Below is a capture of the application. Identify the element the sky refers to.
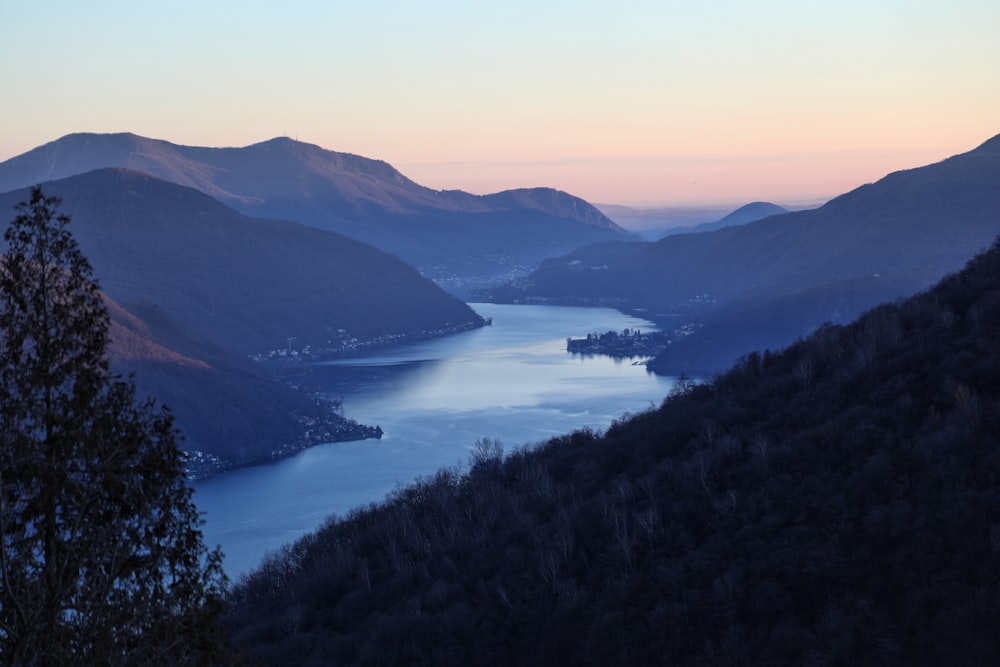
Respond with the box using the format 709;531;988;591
1;0;998;207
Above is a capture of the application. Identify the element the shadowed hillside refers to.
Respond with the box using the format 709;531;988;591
0;169;484;356
228;236;1000;665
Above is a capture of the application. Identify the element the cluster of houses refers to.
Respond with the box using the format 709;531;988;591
249;319;489;364
566;328;671;359
565;321;702;361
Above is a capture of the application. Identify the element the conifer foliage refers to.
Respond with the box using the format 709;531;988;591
0;187;230;665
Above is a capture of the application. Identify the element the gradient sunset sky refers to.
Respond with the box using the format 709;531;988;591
1;1;997;206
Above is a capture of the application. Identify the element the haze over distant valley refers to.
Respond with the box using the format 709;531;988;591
597;202;797;241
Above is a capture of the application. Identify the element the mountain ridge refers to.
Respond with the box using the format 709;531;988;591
0;168;484;354
485;133;1000;373
0;133;628;292
674;201;789;236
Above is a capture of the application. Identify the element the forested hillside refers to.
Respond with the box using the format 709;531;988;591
229;237;1000;665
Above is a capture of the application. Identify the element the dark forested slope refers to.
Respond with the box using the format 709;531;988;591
229;237;1000;665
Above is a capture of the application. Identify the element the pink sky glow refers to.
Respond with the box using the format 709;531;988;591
1;1;997;207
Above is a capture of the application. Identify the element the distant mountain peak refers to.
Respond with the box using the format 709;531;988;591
0;132;618;220
241;135;394;168
655;201;789;237
715;201;788;224
974;133;1000;152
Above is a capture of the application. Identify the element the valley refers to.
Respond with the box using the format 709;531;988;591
194;303;675;577
3;131;998;478
3;132;998;477
0;129;1000;662
4;2;997;663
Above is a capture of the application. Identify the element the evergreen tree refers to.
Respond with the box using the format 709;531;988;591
0;187;231;665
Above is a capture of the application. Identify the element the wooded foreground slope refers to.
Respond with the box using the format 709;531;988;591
228;238;1000;665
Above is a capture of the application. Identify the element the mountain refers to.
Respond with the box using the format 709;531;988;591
0;133;629;293
1;170;484;469
103;294;366;474
660;201;789;236
0;169;483;355
227;235;1000;666
486;134;1000;373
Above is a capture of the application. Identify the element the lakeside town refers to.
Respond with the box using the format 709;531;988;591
566;325;698;360
249;318;491;364
184;395;382;480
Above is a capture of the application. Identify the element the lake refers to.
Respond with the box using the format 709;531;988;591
193;303;677;578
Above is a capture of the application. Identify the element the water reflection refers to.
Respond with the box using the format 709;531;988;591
306;358;444;402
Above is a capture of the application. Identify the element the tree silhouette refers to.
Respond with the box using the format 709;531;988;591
0;187;231;665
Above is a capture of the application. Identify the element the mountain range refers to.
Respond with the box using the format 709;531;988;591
486;134;1000;374
0;169;484;470
0;168;483;354
0;133;629;293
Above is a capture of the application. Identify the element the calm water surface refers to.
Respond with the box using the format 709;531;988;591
194;304;676;577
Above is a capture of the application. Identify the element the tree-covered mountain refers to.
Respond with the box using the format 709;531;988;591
0;133;629;293
486;134;1000;374
227;235;1000;666
0;171;483;470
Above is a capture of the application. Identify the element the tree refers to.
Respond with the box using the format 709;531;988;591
0;187;231;665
